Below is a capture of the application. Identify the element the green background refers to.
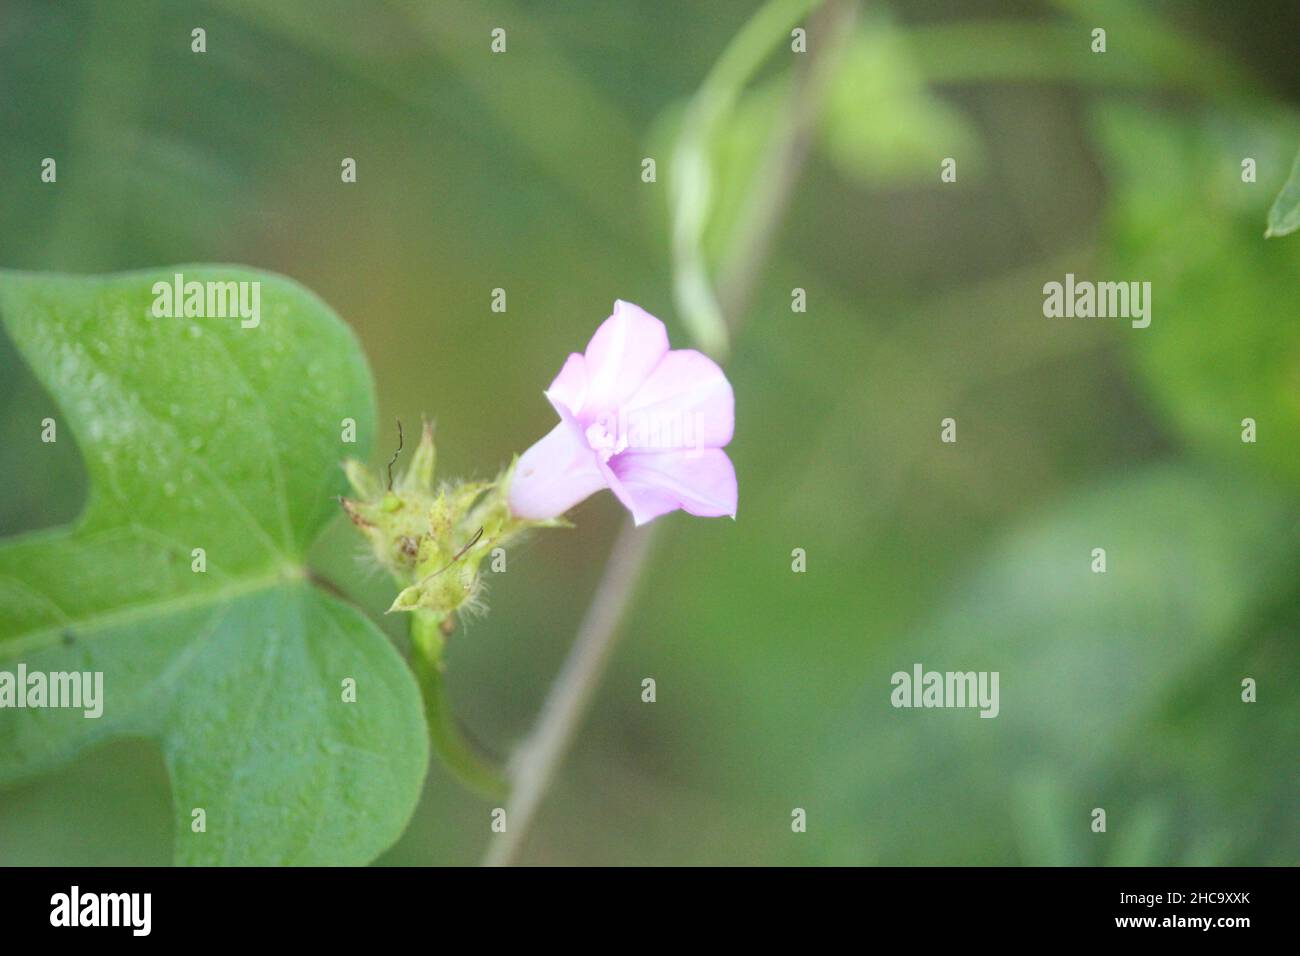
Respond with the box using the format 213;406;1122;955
1;0;1296;865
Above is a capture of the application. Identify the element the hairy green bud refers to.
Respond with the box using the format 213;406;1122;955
340;420;566;624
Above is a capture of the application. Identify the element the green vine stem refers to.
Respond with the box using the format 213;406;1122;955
410;609;508;798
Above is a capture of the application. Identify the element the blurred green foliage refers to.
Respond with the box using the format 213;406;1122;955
0;0;1296;865
1266;147;1300;237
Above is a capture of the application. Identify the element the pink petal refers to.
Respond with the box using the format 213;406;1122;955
582;300;670;414
545;352;588;418
606;448;738;526
620;348;734;451
509;418;608;520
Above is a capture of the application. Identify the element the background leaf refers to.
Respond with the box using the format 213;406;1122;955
1265;146;1300;238
818;11;981;186
1095;105;1300;490
816;465;1300;865
0;267;429;865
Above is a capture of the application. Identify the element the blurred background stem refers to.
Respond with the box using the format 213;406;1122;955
482;518;659;866
483;0;857;867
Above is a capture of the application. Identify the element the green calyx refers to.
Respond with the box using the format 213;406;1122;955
341;421;566;623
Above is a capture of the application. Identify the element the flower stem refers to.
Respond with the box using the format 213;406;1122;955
410;610;508;798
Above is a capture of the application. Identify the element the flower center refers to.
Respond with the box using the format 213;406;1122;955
585;418;627;463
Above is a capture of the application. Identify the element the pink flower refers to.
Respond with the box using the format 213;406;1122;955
509;300;737;526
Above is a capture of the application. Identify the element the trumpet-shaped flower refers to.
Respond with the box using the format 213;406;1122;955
509;300;737;526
